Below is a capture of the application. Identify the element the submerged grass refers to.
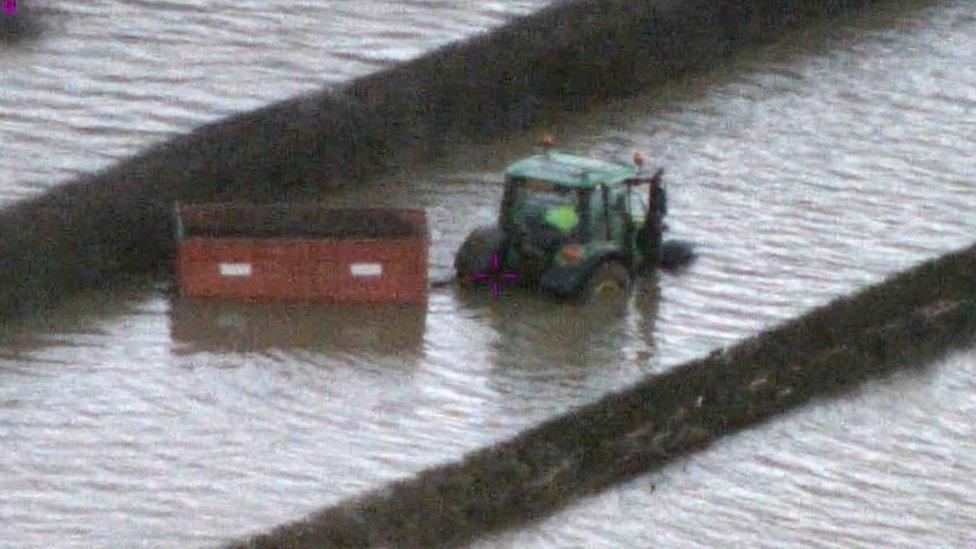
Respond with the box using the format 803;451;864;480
237;243;976;548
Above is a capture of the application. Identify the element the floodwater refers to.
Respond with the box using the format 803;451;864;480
1;0;975;547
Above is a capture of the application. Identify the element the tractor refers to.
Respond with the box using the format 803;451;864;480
455;145;689;301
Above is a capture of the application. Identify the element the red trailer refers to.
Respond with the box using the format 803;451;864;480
175;203;428;304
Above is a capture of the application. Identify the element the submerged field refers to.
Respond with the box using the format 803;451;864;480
1;0;974;546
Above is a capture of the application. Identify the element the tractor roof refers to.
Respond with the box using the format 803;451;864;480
504;151;638;188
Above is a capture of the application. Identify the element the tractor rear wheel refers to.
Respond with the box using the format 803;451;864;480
455;226;505;287
583;261;630;304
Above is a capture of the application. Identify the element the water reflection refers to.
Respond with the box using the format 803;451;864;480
169;298;426;356
0;281;163;365
458;276;660;376
0;2;45;45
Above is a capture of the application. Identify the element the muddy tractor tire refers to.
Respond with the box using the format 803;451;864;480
455;226;505;287
583;260;630;304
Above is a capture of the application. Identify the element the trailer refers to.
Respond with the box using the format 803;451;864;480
175;203;428;304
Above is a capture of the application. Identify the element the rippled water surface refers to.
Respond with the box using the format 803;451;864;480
2;0;975;547
0;0;545;200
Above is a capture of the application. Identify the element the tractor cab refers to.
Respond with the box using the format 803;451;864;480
456;145;673;301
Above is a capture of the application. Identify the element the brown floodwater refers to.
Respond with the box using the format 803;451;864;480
1;0;975;547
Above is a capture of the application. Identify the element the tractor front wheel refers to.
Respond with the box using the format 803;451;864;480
455;226;505;287
583;261;630;304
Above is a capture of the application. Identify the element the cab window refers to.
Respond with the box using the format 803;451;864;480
627;187;648;224
520;179;577;211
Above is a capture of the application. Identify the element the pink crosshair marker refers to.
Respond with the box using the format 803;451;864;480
3;0;15;15
470;250;519;299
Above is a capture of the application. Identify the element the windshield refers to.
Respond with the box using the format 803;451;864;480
501;176;581;237
627;186;648;222
519;179;576;212
504;178;582;255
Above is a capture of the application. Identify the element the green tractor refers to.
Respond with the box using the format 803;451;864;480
456;148;687;301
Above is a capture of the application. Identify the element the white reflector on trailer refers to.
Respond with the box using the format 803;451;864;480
350;263;383;277
219;263;252;277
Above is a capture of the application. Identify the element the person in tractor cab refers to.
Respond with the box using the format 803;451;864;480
544;202;579;233
517;182;580;257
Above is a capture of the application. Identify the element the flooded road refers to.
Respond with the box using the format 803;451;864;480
2;0;975;547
